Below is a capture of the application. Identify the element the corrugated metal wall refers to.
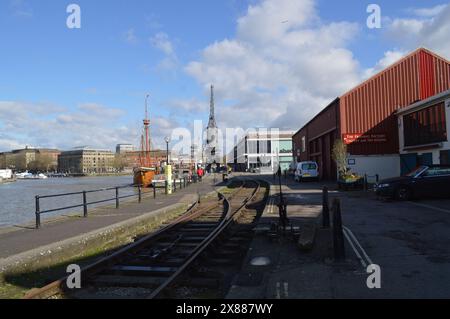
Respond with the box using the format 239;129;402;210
340;49;450;155
292;99;340;180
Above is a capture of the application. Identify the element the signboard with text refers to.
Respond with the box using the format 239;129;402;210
343;133;388;145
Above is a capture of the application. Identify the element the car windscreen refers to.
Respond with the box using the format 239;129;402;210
422;167;450;177
301;164;317;170
405;166;427;177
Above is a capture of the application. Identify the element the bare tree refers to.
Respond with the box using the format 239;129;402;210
113;154;128;172
28;154;54;172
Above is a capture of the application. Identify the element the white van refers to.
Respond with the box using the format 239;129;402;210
295;162;319;181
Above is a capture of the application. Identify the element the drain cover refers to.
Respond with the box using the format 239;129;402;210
250;256;271;266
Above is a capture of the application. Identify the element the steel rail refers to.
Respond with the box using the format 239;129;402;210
24;181;248;299
148;179;261;299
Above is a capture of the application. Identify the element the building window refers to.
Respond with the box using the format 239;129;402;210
301;136;306;153
404;102;447;147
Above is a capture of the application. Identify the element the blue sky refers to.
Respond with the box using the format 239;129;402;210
0;0;449;152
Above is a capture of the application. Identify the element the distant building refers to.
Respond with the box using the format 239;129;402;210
116;144;135;154
229;130;295;173
58;148;115;174
0;147;60;171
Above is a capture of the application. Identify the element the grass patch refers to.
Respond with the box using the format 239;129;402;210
0;206;188;299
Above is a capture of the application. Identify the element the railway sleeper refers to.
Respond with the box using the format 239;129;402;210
182;223;219;228
122;257;187;267
108;265;178;276
178;228;215;233
90;275;167;288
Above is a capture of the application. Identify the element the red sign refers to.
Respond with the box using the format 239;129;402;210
343;133;387;145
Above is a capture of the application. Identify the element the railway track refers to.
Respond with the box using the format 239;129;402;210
24;178;267;299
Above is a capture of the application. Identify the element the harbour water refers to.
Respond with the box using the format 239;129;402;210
0;176;135;227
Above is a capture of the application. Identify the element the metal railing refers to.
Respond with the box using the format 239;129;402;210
34;177;193;229
363;174;380;191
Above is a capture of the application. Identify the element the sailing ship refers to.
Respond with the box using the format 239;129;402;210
133;94;159;187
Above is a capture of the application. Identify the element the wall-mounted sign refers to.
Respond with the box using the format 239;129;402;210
348;159;356;166
343;133;387;145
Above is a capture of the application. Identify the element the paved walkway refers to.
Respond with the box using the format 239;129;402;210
0;177;218;259
228;174;450;299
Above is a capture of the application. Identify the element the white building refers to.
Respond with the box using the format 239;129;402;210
116;144;135;154
398;89;450;174
229;130;295;174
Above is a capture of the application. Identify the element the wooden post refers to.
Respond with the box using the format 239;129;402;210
332;199;346;261
322;187;330;228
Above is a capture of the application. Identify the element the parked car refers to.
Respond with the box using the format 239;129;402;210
294;161;319;182
375;165;450;200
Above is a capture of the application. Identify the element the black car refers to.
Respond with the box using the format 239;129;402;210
375;165;450;200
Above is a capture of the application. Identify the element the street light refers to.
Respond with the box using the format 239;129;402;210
165;137;171;165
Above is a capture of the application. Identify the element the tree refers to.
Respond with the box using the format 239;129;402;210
113;154;128;172
332;139;349;178
28;154;54;172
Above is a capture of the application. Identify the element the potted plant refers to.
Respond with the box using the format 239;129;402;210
332;140;363;190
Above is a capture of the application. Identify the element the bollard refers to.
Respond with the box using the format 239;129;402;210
83;191;88;217
180;179;182;189
115;187;119;209
322;187;330;228
35;195;41;229
138;186;142;203
376;174;379;184
174;179;176;192
332;199;346;261
364;174;368;191
198;191;201;203
153;185;156;199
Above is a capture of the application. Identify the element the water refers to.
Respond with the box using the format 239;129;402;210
0;176;136;227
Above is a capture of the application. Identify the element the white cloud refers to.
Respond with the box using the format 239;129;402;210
185;0;360;130
9;0;32;17
408;4;448;18
168;98;208;114
150;32;175;56
0;101;138;152
387;4;450;57
363;50;407;79
150;32;179;73
123;28;138;44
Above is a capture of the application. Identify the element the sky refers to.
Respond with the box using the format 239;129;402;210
1;0;449;153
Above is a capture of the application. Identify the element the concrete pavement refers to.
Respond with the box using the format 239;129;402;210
0;177;217;259
228;174;450;299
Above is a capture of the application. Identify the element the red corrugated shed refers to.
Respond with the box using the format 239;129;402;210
340;48;450;155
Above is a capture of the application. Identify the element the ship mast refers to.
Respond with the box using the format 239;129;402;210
143;94;151;167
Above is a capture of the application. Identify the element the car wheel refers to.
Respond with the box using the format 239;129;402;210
396;186;412;201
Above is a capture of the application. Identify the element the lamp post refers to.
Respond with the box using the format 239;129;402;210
165;137;170;165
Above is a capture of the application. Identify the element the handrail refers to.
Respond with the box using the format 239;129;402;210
34;177;192;229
